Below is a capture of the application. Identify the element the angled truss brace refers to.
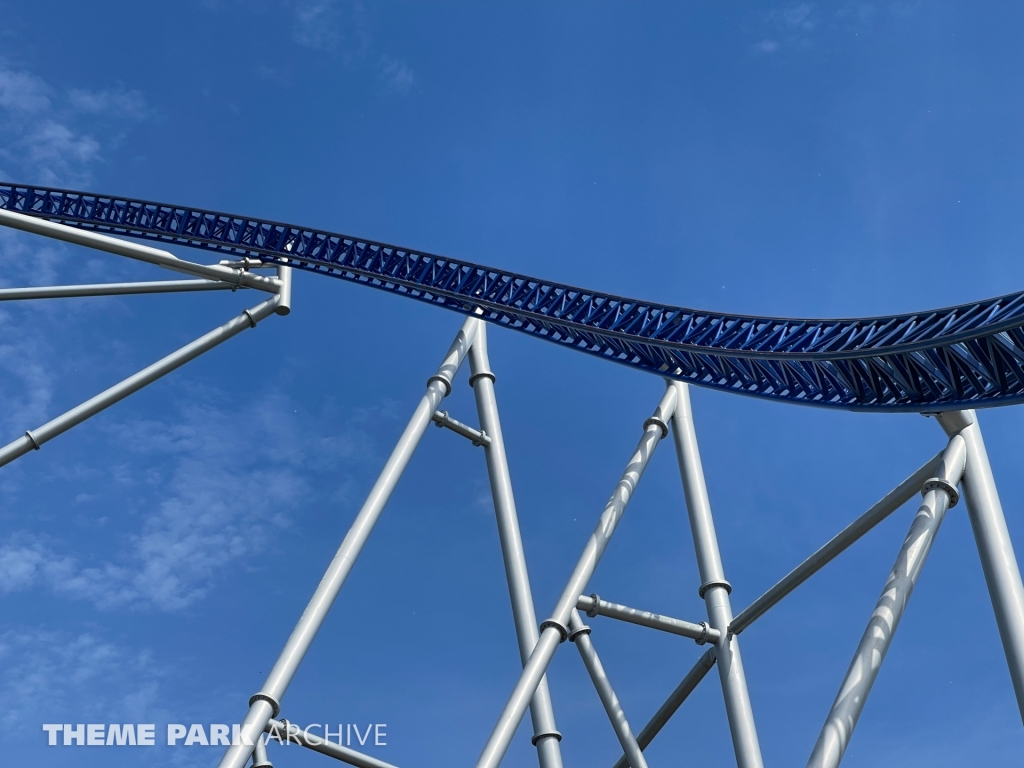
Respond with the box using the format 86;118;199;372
0;210;291;472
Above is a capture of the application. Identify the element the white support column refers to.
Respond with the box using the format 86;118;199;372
936;410;1024;724
669;381;763;768
468;319;564;768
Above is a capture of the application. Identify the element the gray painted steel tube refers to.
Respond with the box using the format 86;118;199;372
936;410;1024;723
433;410;491;446
468;319;564;768
475;384;679;768
0;293;282;470
670;381;763;768
568;611;647;768
611;648;717;768
266;720;398;768
251;735;272;768
217;319;478;768
576;594;719;643
807;434;966;768
730;451;944;636
0;208;280;292
0;279;235;300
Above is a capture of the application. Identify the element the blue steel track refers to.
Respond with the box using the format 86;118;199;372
2;181;1023;413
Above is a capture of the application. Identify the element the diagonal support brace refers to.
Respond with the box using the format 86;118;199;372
806;434;967;768
474;383;678;768
569;611;647;768
0;292;283;470
730;451;944;636
611;647;717;768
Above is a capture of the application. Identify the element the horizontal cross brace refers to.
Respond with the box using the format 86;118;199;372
432;410;491;446
576;594;719;644
0;207;280;293
0;279;236;301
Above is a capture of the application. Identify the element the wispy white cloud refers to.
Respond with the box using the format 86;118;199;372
0;626;163;728
68;86;149;121
777;3;816;31
0;69;51;113
293;0;343;51
380;56;415;95
288;2;413;96
757;2;904;53
0;65;150;185
0;386;373;611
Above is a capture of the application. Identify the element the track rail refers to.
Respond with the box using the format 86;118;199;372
2;181;1023;411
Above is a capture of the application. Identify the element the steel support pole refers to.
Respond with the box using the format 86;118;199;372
0;279;235;300
568;611;647;768
611;648;717;768
936;410;1024;723
576;594;719;643
216;319;479;768
807;434;966;768
468;319;564;768
0;293;283;469
669;381;763;768
0;208;280;292
475;383;678;768
251;735;273;768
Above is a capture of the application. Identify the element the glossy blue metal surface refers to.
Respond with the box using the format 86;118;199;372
2;181;1022;412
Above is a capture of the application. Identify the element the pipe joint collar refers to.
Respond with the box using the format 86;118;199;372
643;416;669;439
922;477;960;507
695;621;711;645
531;730;563;745
568;623;592;643
539;619;568;643
699;580;732;599
468;371;495;387
248;693;281;718
426;374;452;397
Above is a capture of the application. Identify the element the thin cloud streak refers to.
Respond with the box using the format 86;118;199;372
0;65;150;185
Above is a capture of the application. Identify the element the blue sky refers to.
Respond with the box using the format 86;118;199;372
0;2;1023;767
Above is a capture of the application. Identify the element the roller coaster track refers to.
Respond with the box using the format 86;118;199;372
2;181;1023;412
